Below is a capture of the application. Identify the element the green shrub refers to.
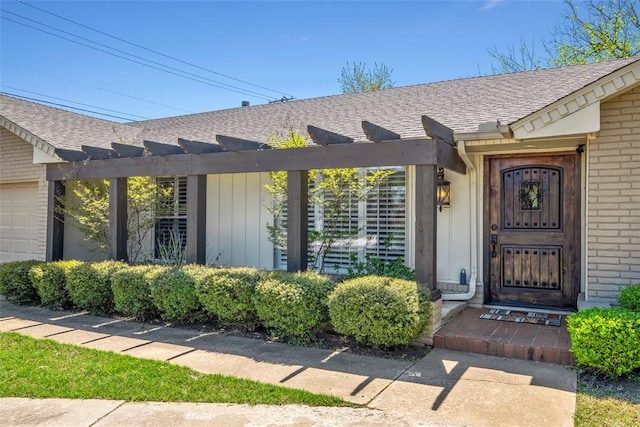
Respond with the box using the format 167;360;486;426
196;267;263;329
328;275;430;347
567;307;640;378
0;260;43;305
150;265;207;323
29;260;83;309
253;271;334;340
66;260;127;315
347;254;415;281
112;265;167;319
618;283;640;312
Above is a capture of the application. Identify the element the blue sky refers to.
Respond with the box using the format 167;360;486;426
0;0;566;121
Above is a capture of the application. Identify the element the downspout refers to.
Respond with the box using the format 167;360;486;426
442;139;477;301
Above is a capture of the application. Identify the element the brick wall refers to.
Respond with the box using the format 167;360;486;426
0;128;48;259
587;85;640;304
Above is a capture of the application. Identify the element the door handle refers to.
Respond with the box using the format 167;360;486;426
491;234;498;258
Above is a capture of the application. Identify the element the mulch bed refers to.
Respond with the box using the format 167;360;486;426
479;308;563;326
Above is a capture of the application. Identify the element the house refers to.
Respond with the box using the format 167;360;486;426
2;58;639;336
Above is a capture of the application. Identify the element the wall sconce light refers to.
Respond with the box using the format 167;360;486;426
437;167;450;212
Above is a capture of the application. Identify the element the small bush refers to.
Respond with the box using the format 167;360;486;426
567;307;640;378
347;255;415;281
618;283;640;312
66;260;127;315
0;260;43;305
112;265;167;319
29;260;83;309
253;271;334;340
328;276;430;347
197;267;263;329
150;265;208;323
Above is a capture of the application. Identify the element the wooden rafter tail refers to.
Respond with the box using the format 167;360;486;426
307;125;354;146
361;120;401;142
143;140;185;156
81;145;118;160
54;148;88;162
215;135;271;151
422;115;455;146
178;138;225;154
111;142;145;158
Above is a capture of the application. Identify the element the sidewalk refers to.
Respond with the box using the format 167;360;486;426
0;301;577;426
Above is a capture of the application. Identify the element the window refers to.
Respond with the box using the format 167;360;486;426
276;167;406;272
155;176;187;259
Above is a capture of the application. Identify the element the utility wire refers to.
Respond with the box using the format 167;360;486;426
1;85;152;119
2;62;195;114
1;92;140;121
18;0;295;98
1;15;274;101
2;11;276;100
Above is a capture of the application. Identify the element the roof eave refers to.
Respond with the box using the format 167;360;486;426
0;115;63;163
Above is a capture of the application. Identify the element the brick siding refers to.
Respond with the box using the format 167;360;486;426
0;128;48;260
588;85;640;303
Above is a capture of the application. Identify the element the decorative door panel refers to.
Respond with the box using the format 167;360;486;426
486;154;580;308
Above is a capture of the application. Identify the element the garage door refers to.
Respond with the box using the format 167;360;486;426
0;182;41;262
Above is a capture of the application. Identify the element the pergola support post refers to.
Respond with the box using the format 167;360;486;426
415;165;441;301
46;180;65;261
186;175;207;264
109;177;128;262
287;170;308;272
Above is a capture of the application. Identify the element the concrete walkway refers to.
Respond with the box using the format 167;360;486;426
0;301;577;426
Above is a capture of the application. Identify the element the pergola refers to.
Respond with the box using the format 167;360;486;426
46;115;466;301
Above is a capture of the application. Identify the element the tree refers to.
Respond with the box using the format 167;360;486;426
488;0;639;73
264;127;394;272
337;61;395;93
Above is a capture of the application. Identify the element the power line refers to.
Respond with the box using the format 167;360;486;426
2;61;195;114
1;85;153;119
18;0;295;98
1;92;141;122
2;11;276;101
1;15;275;101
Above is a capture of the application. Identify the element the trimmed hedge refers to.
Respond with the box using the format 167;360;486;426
29;260;83;309
328;275;430;347
66;260;127;315
618;283;640;312
196;267;262;329
253;271;334;340
567;307;640;378
112;265;167;320
150;265;207;323
0;260;43;305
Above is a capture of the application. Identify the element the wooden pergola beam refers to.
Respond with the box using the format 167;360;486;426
422;115;455;146
216;135;270;151
307;125;354;145
414;165;440;299
48;139;466;181
144;140;185;156
111;142;144;158
361;120;401;142
186;175;207;264
55;148;87;162
108;178;128;262
82;145;118;160
46;180;65;262
287;170;308;272
178;138;224;154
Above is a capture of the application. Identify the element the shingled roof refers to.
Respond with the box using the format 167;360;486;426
1;57;638;152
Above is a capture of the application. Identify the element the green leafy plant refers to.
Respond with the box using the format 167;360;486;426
196;267;263;330
618;283;640;312
111;265;167;320
150;265;208;323
0;260;43;306
567;307;640;378
328;276;430;347
346;253;415;281
29;260;82;310
66;260;127;315
253;271;334;340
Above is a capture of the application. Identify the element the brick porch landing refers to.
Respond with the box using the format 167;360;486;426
433;307;575;366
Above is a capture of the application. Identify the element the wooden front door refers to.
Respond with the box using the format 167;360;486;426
486;154;580;309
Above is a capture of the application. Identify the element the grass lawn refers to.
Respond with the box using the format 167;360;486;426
574;372;640;427
0;332;352;407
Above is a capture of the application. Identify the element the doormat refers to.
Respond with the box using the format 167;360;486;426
479;308;562;327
